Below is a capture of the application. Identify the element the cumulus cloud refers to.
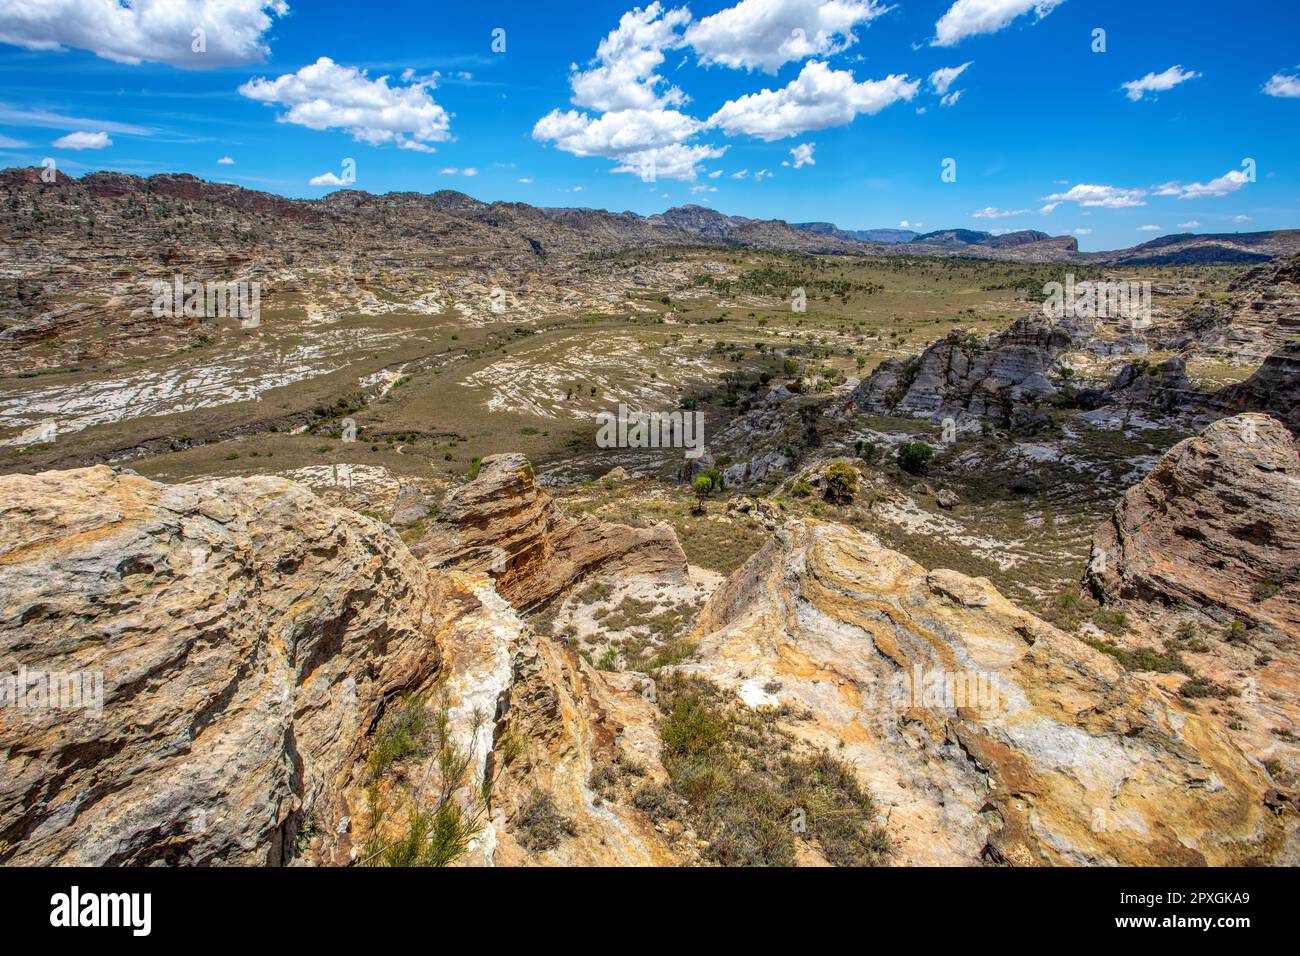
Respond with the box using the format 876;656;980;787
898;219;920;228
1176;220;1199;229
52;130;110;149
309;171;348;187
1152;167;1249;200
1122;65;1200;101
709;60;918;140
1232;214;1252;223
933;0;1065;47
1073;228;1091;235
971;206;1028;218
568;2;691;112
217;156;235;164
929;62;970;94
1263;71;1300;98
1137;224;1161;231
535;5;726;181
240;56;451;151
1042;183;1147;208
0;0;287;68
686;0;890;74
787;142;815;167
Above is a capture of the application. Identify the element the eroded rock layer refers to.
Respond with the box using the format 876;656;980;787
685;519;1292;865
416;453;688;610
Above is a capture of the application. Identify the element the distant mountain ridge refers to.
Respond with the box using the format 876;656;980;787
3;167;1298;265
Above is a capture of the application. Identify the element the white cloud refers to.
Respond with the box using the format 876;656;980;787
569;2;691;112
0;134;29;147
1176;220;1200;229
1232;214;1252;223
309;171;348;187
462;167;478;176
1042;183;1147;208
1073;228;1091;235
689;184;717;193
217;156;235;165
933;0;1065;47
731;169;749;179
535;5;724;182
1137;224;1161;231
240;56;451;151
709;60;918;140
899;219;920;228
929;61;970;94
52;130;110;149
788;141;815;167
1122;65;1200;101
1038;202;1059;214
0;0;287;69
971;206;1028;218
534;107;724;181
1153;168;1249;200
1263;71;1300;98
940;90;962;107
518;177;533;184
708;168;723;178
754;169;774;180
686;0;890;74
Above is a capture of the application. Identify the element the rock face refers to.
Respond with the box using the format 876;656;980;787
1087;413;1300;634
0;463;688;867
389;482;431;525
0;465;448;865
416;453;687;610
685;519;1292;865
1210;342;1300;434
851;319;1080;421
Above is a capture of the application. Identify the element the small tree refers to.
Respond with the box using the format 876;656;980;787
692;475;713;513
824;461;858;504
897;441;934;475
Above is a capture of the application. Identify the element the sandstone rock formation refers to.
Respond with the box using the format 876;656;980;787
1087;413;1299;633
416;453;687;610
1210;342;1300;434
850;318;1081;422
0;462;689;867
684;519;1293;865
0;465;449;865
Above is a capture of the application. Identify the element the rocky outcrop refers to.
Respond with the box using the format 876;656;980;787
0;463;686;868
1210;342;1300;434
851;318;1082;421
1087;414;1300;634
684;519;1293;865
0;465;449;865
416;453;687;610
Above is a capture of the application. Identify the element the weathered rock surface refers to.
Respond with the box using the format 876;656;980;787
390;482;431;525
684;519;1293;865
0;465;448;865
1087;413;1300;634
850;318;1082;421
416;453;687;610
1210;342;1300;435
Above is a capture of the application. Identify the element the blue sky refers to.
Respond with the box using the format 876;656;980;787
0;0;1297;250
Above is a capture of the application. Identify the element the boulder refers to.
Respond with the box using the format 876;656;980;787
1088;413;1299;633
